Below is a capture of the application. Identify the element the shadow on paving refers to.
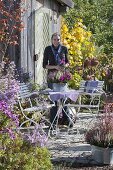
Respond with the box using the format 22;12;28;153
53;162;113;170
48;113;113;170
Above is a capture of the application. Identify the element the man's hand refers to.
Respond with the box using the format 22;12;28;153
55;65;64;72
46;65;64;71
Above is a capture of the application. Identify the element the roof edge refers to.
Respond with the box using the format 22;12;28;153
56;0;74;8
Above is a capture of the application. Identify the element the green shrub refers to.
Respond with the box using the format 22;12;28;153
0;133;53;170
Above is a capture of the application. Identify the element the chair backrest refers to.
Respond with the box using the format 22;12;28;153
79;80;86;92
79;80;104;93
17;83;33;112
96;81;104;91
18;83;46;106
18;83;31;99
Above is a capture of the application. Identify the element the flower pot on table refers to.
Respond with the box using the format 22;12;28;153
52;83;68;92
91;145;113;165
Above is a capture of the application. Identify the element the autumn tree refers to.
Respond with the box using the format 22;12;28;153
0;0;26;61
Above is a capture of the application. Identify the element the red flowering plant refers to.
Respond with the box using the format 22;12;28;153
85;111;113;148
83;57;99;80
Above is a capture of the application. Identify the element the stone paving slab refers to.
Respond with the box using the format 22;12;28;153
47;113;103;166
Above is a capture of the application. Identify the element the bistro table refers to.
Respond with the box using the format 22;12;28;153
47;90;79;137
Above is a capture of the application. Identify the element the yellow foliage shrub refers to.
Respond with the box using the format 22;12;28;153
61;18;96;88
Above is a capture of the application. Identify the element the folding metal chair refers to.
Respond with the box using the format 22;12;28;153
17;83;54;132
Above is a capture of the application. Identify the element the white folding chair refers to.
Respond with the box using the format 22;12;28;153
68;80;105;114
17;83;53;131
64;80;105;134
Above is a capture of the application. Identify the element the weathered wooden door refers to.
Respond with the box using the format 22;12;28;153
34;7;50;85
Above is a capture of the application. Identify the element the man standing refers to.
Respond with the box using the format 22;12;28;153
43;32;73;127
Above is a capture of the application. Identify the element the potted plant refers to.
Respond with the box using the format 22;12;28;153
47;61;72;91
48;69;71;91
85;113;113;165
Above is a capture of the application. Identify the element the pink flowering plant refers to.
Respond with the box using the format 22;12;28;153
48;69;71;83
0;58;19;139
22;124;48;147
85;112;113;148
48;57;72;83
48;57;71;83
0;59;52;170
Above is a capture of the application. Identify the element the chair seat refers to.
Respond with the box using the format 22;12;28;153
79;92;103;96
65;104;99;108
24;104;54;112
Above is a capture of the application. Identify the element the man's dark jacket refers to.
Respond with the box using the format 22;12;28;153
43;44;69;69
